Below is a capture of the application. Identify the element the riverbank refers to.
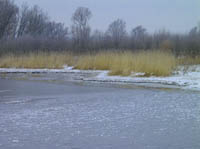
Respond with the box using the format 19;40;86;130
1;64;200;91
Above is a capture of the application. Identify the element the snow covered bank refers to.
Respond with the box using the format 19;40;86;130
0;66;101;74
85;70;200;90
1;65;200;91
84;65;200;90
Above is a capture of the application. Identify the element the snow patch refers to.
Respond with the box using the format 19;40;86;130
84;66;200;90
1;65;200;90
0;66;101;74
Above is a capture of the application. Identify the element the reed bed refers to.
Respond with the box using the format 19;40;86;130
0;50;181;76
0;52;74;69
75;50;177;76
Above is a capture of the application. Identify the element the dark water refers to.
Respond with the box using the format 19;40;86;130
0;78;200;149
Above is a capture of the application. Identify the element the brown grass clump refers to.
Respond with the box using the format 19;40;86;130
0;50;178;76
177;56;200;65
0;52;74;69
109;51;177;76
76;50;177;76
75;51;113;70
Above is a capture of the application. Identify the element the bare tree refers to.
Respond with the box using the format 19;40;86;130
0;0;18;39
131;25;147;49
186;27;200;55
17;5;48;37
44;22;68;40
16;4;29;37
90;30;106;49
153;29;171;49
1;3;200;56
71;7;92;49
106;19;126;48
198;22;200;33
132;26;146;38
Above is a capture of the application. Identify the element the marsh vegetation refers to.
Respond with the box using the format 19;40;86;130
0;0;200;76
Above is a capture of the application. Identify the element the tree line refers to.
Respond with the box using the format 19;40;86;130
0;0;200;56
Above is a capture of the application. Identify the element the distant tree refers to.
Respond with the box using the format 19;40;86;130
16;4;29;37
106;19;126;48
153;29;171;49
189;27;198;36
0;0;18;39
132;26;146;38
17;5;48;37
198;22;200;33
1;4;200;56
71;7;92;49
91;30;105;49
131;25;147;49
44;22;68;40
186;27;200;55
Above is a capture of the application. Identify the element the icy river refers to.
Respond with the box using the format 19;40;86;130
0;73;200;149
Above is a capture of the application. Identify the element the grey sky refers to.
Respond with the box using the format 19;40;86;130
15;0;200;33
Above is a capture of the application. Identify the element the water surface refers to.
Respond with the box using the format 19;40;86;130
0;78;200;149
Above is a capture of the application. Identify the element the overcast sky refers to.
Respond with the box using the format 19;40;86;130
15;0;200;33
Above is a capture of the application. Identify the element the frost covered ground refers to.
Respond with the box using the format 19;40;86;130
0;65;200;90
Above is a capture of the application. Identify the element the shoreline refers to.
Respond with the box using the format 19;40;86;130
0;66;200;91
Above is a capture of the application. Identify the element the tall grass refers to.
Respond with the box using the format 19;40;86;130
75;51;113;70
0;50;178;76
178;56;200;65
0;52;74;69
75;50;177;76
